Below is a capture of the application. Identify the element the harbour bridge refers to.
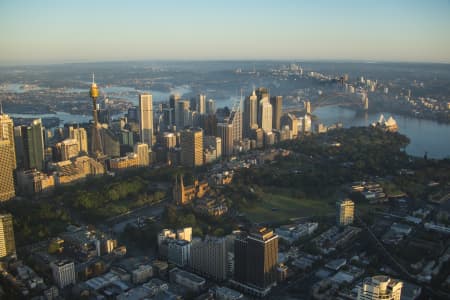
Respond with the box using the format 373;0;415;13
283;92;366;114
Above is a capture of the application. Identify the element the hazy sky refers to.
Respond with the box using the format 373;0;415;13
1;0;449;65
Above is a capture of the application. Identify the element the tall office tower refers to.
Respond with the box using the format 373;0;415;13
358;276;403;300
217;123;233;157
60;139;80;161
258;98;273;132
22;119;45;171
134;142;149;166
0;140;15;201
243;90;258;138
255;87;269;101
169;94;181;125
305;101;311;115
162;108;174;130
337;199;355;226
162;132;177;150
197;94;206;114
180;128;203;167
270;96;282;130
51;260;76;289
69;127;88;153
0;213;16;258
0;108;16;168
176;100;190;129
228;110;242;143
302;114;312;134
234;227;278;295
139;93;154;147
206;99;216;115
100;128;120;157
89;74;103;157
98;108;110;125
14;126;24;167
280;113;299;138
127;106;139;122
189;236;227;281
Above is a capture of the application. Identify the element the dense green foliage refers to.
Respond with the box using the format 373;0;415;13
1;170;167;246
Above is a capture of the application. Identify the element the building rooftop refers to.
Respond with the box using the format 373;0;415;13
171;268;205;284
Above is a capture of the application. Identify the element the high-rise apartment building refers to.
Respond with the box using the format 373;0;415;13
180;128;203;167
217;123;233;157
337;199;355;226
0;139;15;201
139;93;153;146
270;96;282;130
51;260;76;288
21;119;45;171
357;275;403;300
0;109;16;168
0;213;16;258
233;227;278;295
190;236;227;281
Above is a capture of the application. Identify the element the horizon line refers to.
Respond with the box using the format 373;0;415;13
1;57;449;68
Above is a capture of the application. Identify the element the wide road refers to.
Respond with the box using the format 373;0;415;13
106;200;168;233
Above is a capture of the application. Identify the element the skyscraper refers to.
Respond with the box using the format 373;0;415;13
233;227;278;295
270;96;282;130
68;126;88;154
21;119;45;171
0;140;15;201
357;275;403;300
281;113;298;138
60;139;80;161
0;108;16;168
228;110;242;143
197;94;206;114
176;100;190;129
305;100;311;115
189;236;227;281
258;98;272;132
89;74;103;157
180;128;203;167
134;142;150;166
139;93;154;147
217;123;233;157
206;99;216;115
243;90;258;138
0;213;16;258
169;94;181;125
337;199;355;226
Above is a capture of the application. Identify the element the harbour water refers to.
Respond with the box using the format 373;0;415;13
314;106;450;159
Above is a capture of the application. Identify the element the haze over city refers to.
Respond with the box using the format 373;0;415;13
1;1;450;300
1;0;450;64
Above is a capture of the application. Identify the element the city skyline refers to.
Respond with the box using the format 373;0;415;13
1;0;450;65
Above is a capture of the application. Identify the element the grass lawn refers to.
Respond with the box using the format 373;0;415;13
240;189;334;223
